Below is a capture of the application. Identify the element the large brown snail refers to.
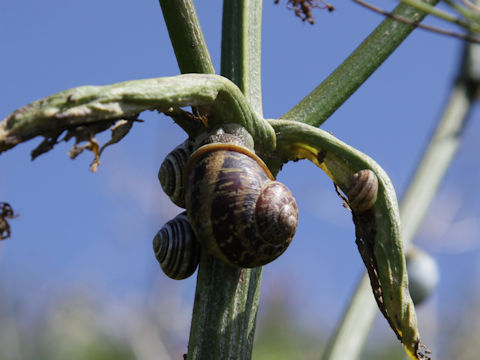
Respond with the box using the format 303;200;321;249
154;125;298;278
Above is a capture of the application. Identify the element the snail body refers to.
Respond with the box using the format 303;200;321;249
184;138;298;268
346;169;378;213
153;212;200;280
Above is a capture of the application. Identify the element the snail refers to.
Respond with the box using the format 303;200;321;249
406;246;439;305
183;125;299;268
346;169;378;213
158;140;193;208
153;212;201;280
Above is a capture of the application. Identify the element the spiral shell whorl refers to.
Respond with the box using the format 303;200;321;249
153;212;200;280
347;169;378;213
158;141;192;208
256;181;298;246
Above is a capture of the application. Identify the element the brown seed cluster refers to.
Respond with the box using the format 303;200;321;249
0;202;17;240
274;0;334;24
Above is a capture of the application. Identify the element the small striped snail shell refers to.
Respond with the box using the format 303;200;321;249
153;212;200;280
184;126;298;268
346;169;378;213
406;246;439;305
158;140;193;208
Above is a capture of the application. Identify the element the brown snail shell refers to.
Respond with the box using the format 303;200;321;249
184;140;298;268
158;140;193;208
346;169;378;213
153;212;200;280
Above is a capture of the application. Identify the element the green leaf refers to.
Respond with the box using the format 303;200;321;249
269;119;430;360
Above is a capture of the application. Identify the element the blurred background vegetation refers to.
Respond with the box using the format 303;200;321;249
3;275;480;359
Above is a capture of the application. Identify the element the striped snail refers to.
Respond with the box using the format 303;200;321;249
346;169;378;213
184;125;298;268
153;212;200;280
158;140;193;208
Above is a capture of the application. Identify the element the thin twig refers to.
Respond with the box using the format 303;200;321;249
461;0;480;15
353;0;480;43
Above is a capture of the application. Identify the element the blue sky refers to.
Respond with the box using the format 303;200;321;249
1;1;480;357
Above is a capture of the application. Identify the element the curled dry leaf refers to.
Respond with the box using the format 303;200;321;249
0;202;18;240
274;0;334;24
90;119;136;172
269;120;431;360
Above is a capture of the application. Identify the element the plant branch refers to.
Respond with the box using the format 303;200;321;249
158;0;215;74
221;0;264;114
0;74;276;155
321;40;479;360
282;0;440;127
186;2;265;359
354;0;480;43
402;0;480;32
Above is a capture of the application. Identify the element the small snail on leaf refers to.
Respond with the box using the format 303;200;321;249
154;124;298;276
345;169;378;213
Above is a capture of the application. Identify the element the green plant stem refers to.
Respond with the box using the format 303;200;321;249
283;0;439;127
221;0;263;114
322;42;478;360
186;1;264;359
321;274;378;360
158;0;215;74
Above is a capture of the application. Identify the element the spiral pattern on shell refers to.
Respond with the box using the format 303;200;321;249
184;142;298;268
153;212;200;280
347;169;378;213
158;141;192;208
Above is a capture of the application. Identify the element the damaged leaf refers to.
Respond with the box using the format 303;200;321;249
270;119;430;360
0;75;276;156
28;119;138;172
90;119;136;172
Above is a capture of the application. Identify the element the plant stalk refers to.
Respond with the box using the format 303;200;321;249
186;1;264;359
158;0;215;74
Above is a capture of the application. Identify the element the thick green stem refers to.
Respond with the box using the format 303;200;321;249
221;0;263;114
158;0;215;74
282;0;440;127
186;1;264;359
322;41;478;360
